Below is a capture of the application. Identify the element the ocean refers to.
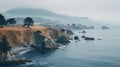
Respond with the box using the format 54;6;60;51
14;27;120;67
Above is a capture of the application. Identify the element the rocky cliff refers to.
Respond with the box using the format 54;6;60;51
0;26;71;49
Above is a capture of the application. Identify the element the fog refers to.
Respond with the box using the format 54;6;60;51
0;0;120;25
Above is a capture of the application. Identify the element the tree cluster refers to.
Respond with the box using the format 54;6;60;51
0;36;11;54
0;14;34;28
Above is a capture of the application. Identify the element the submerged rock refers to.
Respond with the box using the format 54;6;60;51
81;35;85;38
84;37;95;40
98;39;102;40
82;31;86;33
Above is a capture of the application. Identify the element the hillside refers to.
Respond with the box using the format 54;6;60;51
3;8;98;26
5;8;58;17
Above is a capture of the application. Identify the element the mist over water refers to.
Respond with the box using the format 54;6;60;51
0;0;120;67
14;27;120;67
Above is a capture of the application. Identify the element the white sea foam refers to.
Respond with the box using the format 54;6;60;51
19;49;31;55
11;47;31;55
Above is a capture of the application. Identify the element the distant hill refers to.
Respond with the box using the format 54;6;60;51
5;8;58;17
3;8;98;26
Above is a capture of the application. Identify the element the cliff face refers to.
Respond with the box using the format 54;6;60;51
0;26;62;48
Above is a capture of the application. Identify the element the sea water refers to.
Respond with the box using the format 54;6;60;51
15;27;120;67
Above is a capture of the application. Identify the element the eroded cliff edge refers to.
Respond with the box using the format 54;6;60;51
0;26;72;49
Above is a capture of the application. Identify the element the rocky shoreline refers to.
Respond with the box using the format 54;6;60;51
0;59;32;67
0;26;73;67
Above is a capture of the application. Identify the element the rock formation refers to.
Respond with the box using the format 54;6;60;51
101;26;110;29
56;29;71;44
66;30;74;35
84;37;95;40
81;35;85;38
56;36;70;44
31;31;59;50
82;31;86;33
0;26;72;50
74;36;79;40
0;36;32;67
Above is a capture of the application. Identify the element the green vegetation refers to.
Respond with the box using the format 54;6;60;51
0;36;11;55
23;17;34;27
6;18;16;26
0;14;6;27
0;14;35;28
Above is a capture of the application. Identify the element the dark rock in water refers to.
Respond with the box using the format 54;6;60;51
81;35;85;38
74;36;79;40
0;59;32;67
101;26;110;29
98;39;102;40
86;26;95;29
84;37;95;40
56;36;70;44
61;29;66;32
82;31;86;33
66;30;74;35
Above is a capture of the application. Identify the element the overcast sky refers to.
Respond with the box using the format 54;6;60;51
0;0;120;24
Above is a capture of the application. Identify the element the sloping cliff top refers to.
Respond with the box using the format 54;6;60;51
0;26;54;47
0;26;47;31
